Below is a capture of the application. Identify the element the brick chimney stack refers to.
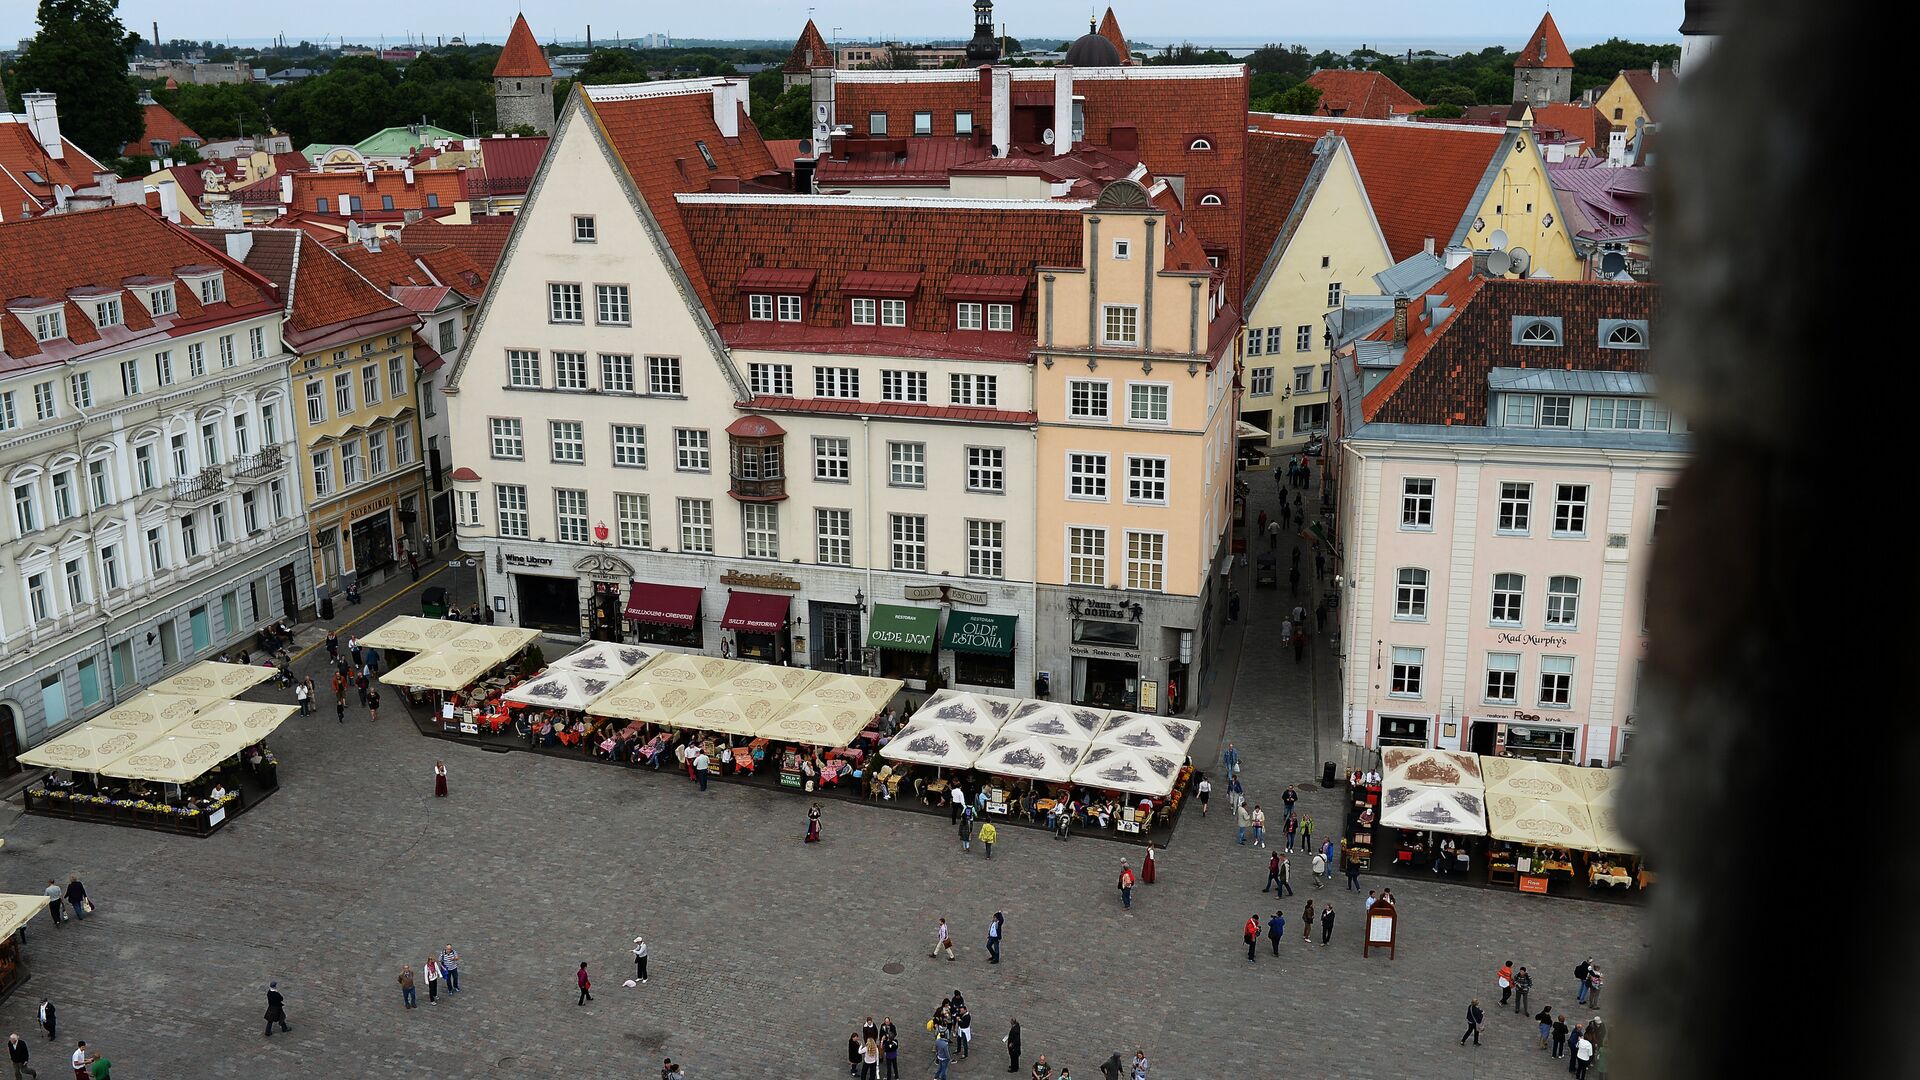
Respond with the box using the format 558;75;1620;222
1392;296;1410;343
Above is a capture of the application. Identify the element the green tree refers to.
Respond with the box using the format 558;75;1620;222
1255;83;1322;116
755;85;810;140
1425;84;1478;108
1412;103;1465;119
11;0;143;159
1571;38;1681;95
164;81;273;142
573;48;648;85
268;56;403;145
1246;43;1312;80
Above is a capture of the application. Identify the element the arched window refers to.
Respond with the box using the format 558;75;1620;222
1519;320;1559;344
1395;568;1430;619
1198;193;1223;207
1188;137;1212;151
1606;323;1645;347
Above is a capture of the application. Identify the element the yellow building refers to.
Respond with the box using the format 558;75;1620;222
1033;179;1239;714
197;227;426;600
1240;129;1393;451
1593;66;1668;148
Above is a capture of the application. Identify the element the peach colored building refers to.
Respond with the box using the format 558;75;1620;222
1328;257;1676;765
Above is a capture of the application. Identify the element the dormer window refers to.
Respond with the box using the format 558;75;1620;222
1198;193;1224;207
151;140;171;155
1600;320;1649;349
879;299;906;327
92;297;121;327
694;140;718;170
1188;137;1213;151
851;299;876;326
986;303;1013;332
749;294;774;321
1514;318;1561;346
31;307;65;342
147;286;175;316
777;295;802;322
197;274;225;304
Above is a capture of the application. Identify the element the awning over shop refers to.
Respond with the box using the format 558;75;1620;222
625;582;702;627
940;611;1017;656
0;893;49;940
866;604;939;653
1236;420;1268;440
721;591;790;633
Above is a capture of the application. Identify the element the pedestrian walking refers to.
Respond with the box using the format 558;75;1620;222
1256;510;1268;534
1117;861;1135;910
1574;957;1592;1004
1276;853;1294;896
1053;802;1071;840
1235;802;1251;846
1301;900;1314;942
1315;601;1328;632
1288;564;1301;596
1320;836;1335;882
1310;850;1326;886
1099;1055;1121;1080
367;687;381;723
408;549;420;581
1292;624;1306;662
35;1002;52;1043
1227;590;1241;622
1314;549;1325;579
325;630;338;661
987;912;1004;964
632;936;649;982
1263;852;1282;893
397;966;417;1009
293;679;309;715
1267;910;1285;956
979;820;997;858
847;1032;860;1077
424;958;441;1004
1298;815;1314;855
1282;812;1299;852
1585;966;1604;1008
883;1029;901;1080
1460;999;1484;1046
1498;961;1515;1007
1251;804;1268;847
439;945;461;993
1551;1015;1569;1057
576;961;593;1005
1004;1019;1020;1074
1130;1050;1149;1079
1267;519;1280;549
41;882;61;926
950;782;967;824
690;748;710;790
805;802;823;843
262;982;289;1036
1280;782;1297;820
63;878;88;921
1514;967;1533;1013
355;669;369;707
1221;741;1240;777
1345;846;1363;891
930;917;956;961
1243;915;1259;963
335;697;347;724
433;760;448;797
1536;1006;1554;1048
933;1033;951;1080
9;1032;38;1080
1319;902;1335;945
1196;775;1211;816
959;807;975;853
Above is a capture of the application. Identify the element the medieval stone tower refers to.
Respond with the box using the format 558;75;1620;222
1512;11;1575;106
494;14;555;135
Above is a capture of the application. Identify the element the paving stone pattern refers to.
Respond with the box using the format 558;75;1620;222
2;504;1645;1077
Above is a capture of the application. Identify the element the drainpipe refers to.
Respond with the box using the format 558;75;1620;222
861;416;874;636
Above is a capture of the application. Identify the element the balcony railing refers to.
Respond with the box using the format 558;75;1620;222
729;473;787;500
234;445;285;477
170;466;227;503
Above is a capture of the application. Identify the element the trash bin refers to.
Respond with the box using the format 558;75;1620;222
319;595;335;621
1320;761;1338;788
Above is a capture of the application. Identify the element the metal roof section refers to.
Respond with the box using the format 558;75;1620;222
1373;251;1448;296
1487;367;1656;395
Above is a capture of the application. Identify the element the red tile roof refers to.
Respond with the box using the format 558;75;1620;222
817;136;994;185
190;225;414;350
741;394;1037;425
1097;9;1132;64
1305;71;1425;120
583;84;781;316
1515;11;1575;69
1530;104;1612;149
783;19;833;74
0;117;107;209
291;169;466;219
1243;130;1321;291
396;218;514;278
332;240;439;289
1617;70;1668;123
0;205;277;367
494;15;552;79
469;135;550;197
127;100;203;155
764;139;806;165
1251;112;1502;263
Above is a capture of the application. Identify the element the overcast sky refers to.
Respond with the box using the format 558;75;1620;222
5;1;1685;50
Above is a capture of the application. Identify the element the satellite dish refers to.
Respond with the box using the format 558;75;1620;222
1600;251;1627;276
1042;128;1056;145
1489;228;1509;251
1509;247;1532;275
1486;248;1513;276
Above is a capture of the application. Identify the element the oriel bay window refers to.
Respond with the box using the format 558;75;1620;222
726;415;786;500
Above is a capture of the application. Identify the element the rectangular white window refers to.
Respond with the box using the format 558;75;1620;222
814;437;850;482
27;573;49;620
868;112;888;135
154;352;173;387
1326;282;1342;308
311;450;334;497
966;446;1005;493
675;429;710;472
986;303;1013;332
95;297;122;327
508;350;541;388
87;458;111;509
261;402;279;445
1491;573;1525;626
550;421;584;463
340;440;362;485
749;363;794;396
185;342;205;377
748;294;775;321
1297;324;1314;351
815;367;860;399
334;372;353;415
220;334;236;368
270;478;287;521
647;356;682;395
548;283;583;323
555;488;589;542
64;557;89;606
851;298;877;326
249;327;266;358
1485;653;1520;704
1125;456;1168;504
1068;380;1110;420
890;514;927;572
956;302;982;331
1128;383;1170;425
496;485;529;538
777;295;803;322
612;424;647;467
361;363;382;406
1539;655;1574;707
394;422;413;465
135;444;156;491
1589;396;1671;432
1504;394;1538;427
600;354;635;393
101;544;122;590
1553;484;1589;537
553;352;588;391
573;215;596;242
881;370;927;403
169;433;189;476
1390;646;1424;697
888;442;926;487
69;372;93;409
967;519;1004;579
1497;482;1532;534
146;526;167;571
200;422;228;466
679;498;714;553
1247;327;1264;356
1126;531;1166;592
913;111;932;135
879;299;907;327
33;380;57;420
33;309;64;341
51;471;77;522
596;284;632;326
490;418;524;459
1068;452;1108;500
303;381;325;424
1067;526;1107;586
11;483;37;535
211;502;230;545
367;429;388;475
742;503;779;559
0;391;17;431
1653;487;1671;543
615;493;651;548
1540;395;1573;428
1401;477;1435;529
1265;327;1284;354
1546;575;1581;628
1395;567;1430;619
951;373;998;406
1250;368;1274;396
457;490;479;527
233;413;251;455
1102;304;1139;346
816;508;852;566
389;355;405;399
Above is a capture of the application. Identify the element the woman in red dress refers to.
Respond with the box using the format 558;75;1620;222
433;760;449;797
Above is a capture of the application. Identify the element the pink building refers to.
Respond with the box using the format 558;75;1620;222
1327;255;1676;766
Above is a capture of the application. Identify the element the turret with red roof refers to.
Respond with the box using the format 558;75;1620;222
1513;11;1575;105
493;14;554;135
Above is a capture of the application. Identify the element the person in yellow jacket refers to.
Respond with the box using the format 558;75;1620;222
979;821;998;859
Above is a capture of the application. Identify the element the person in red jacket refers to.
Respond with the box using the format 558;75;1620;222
1243;916;1259;964
1117;863;1136;910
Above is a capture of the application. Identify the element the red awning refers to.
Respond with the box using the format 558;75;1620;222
737;267;817;292
721;590;790;633
624;583;702;627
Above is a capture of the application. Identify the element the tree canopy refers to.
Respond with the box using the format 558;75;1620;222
11;0;143;159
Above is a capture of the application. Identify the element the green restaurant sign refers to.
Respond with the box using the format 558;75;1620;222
940;611;1018;656
866;604;939;653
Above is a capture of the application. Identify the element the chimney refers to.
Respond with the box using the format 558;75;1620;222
1650;60;1661;83
711;79;745;138
1392;296;1409;343
148;159;161;173
1607;130;1627;166
22;92;65;160
403;166;415;185
708;175;740;193
364;166;375;185
1443;244;1473;270
1423;236;1436;256
138;88;157;106
223;228;253;261
366;233;381;253
156;180;181;223
990;66;1011;159
1052;66;1074;156
279;172;294;204
810;66;837;155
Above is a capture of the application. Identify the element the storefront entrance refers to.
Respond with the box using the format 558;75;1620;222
722;590;792;663
942;610;1017;690
350;510;395;580
514;573;579;633
624;582;704;648
1378;715;1431;749
1072;655;1138;710
589;583;624;641
811;603;861;672
867;604;939;686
